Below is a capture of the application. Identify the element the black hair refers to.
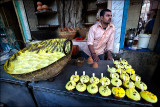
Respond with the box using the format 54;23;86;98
100;9;111;17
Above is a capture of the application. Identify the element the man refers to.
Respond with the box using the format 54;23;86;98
144;15;156;34
82;9;115;61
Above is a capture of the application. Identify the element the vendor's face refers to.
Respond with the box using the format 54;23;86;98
101;12;112;24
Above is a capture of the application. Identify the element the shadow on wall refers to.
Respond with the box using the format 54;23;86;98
120;50;160;82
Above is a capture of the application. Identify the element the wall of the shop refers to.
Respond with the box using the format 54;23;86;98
126;0;142;31
121;50;160;82
58;0;83;28
23;0;59;40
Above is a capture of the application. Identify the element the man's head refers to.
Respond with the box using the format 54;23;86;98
100;9;112;25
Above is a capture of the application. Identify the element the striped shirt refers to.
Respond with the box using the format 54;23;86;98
83;22;115;56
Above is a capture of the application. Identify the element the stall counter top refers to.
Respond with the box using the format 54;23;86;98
28;60;151;106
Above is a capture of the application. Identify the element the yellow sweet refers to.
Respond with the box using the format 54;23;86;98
120;73;130;81
135;81;147;91
113;60;120;65
116;68;126;74
7;51;65;74
87;83;98;94
90;77;99;85
120;59;128;65
80;75;90;84
110;72;119;79
140;91;158;103
126;88;141;101
125;64;132;69
123;80;135;88
131;74;141;82
108;67;117;73
76;82;87;92
112;87;125;98
111;78;122;87
126;68;135;75
100;77;110;86
116;63;125;69
65;80;76;91
70;75;79;82
99;85;111;97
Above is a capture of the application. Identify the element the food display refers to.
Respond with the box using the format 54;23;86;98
70;71;79;82
140;91;158;103
6;51;65;74
116;68;126;74
120;73;130;81
99;77;110;86
110;72;119;79
65;80;76;92
135;81;147;91
126;88;141;101
123;80;135;89
4;38;72;81
130;74;141;82
120;59;128;65
108;67;117;73
113;60;120;65
116;63;125;69
126;68;135;75
111;78;122;87
99;85;111;97
90;73;99;84
125;64;132;69
87;83;98;95
65;58;157;105
80;71;90;84
76;81;87;93
112;87;125;100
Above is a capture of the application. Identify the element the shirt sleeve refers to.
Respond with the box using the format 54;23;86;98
87;26;95;45
105;30;115;52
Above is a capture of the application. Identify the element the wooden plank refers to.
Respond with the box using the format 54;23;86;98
12;0;26;43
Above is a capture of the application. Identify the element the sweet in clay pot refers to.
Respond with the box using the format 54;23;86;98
87;56;93;64
92;62;98;68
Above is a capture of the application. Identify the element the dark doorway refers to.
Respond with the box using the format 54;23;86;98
0;1;24;49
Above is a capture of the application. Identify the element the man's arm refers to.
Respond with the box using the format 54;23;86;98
88;45;100;61
87;26;100;61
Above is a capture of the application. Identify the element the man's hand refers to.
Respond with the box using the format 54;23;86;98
92;53;100;62
107;50;113;60
88;45;100;61
107;55;113;60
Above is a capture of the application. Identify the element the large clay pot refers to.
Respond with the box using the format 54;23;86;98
42;5;48;10
37;1;42;6
37;6;42;11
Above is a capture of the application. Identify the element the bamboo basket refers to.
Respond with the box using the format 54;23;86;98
4;38;72;81
78;28;89;38
59;31;77;40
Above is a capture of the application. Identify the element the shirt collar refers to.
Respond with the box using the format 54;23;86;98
97;22;113;29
